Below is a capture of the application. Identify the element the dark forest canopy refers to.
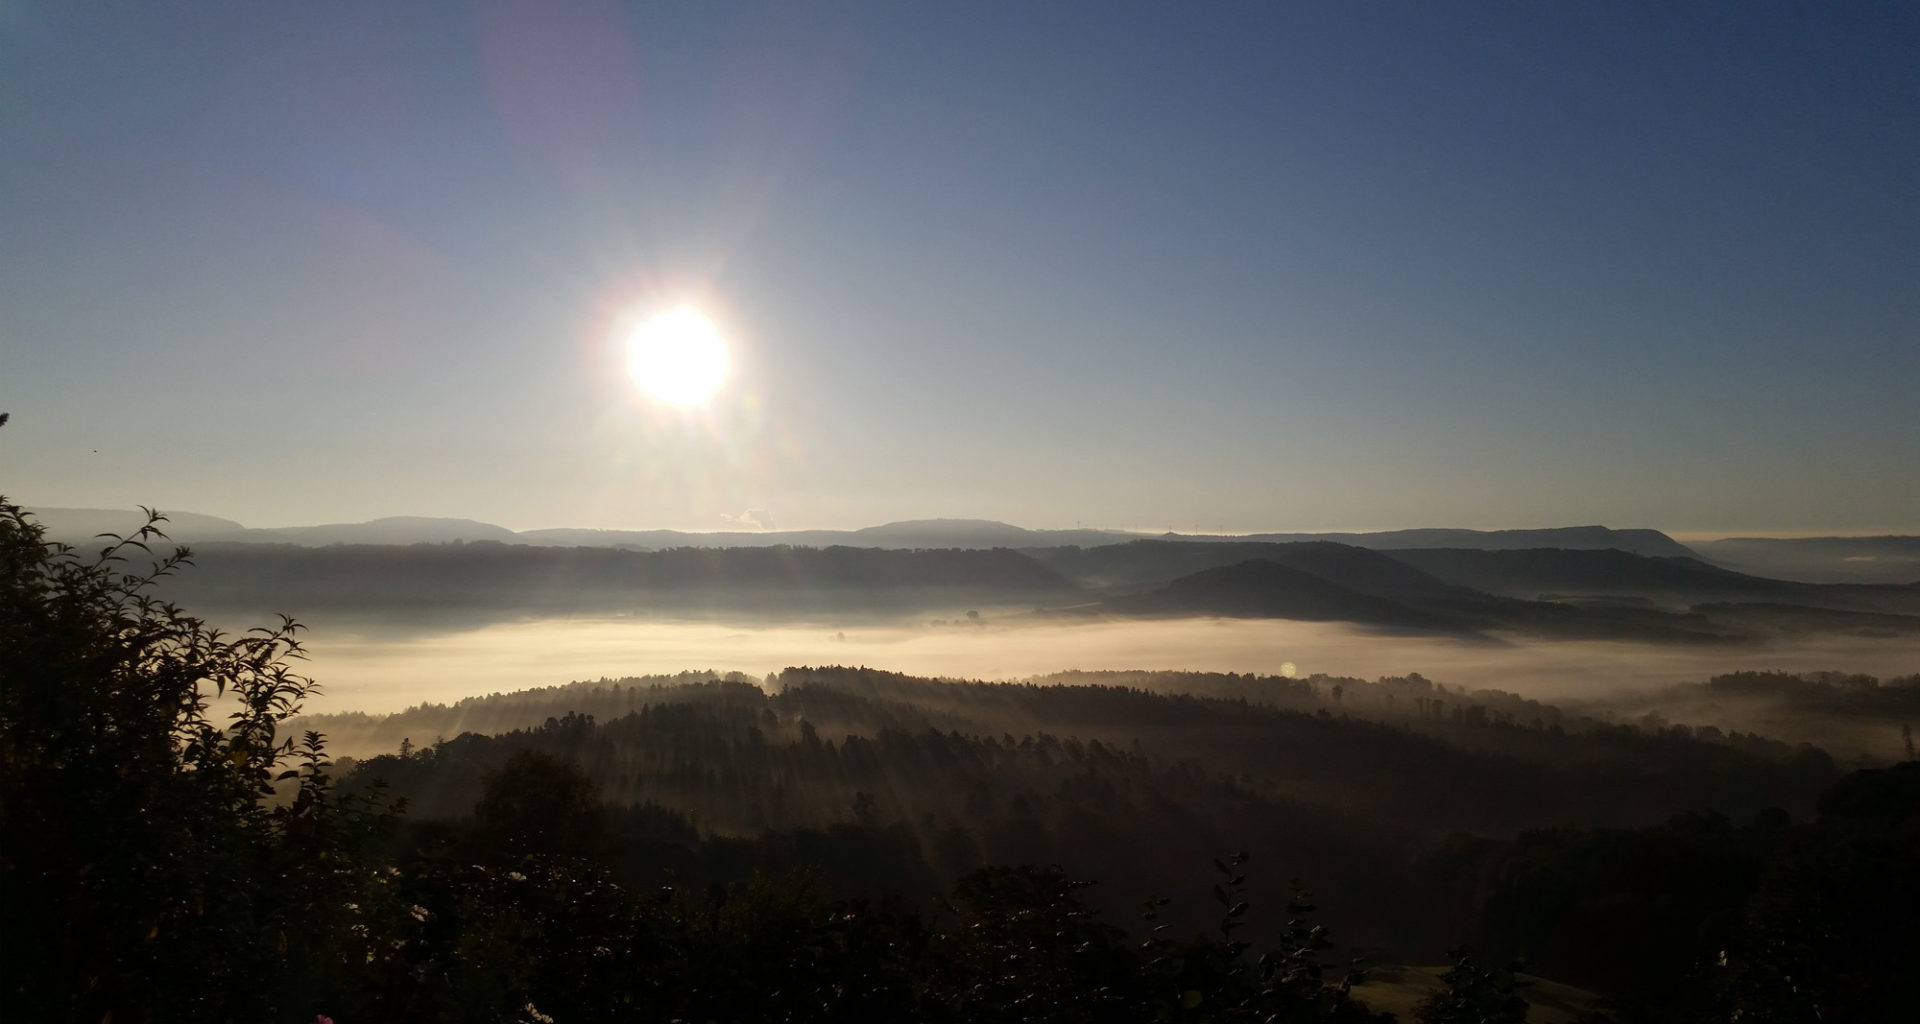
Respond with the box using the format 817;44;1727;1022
336;667;1841;836
322;665;1918;1019
325;665;1841;967
300;662;1916;771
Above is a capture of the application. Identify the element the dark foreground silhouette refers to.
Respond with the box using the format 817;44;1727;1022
5;502;1917;1022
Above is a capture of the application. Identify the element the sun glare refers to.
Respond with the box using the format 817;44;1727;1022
626;308;729;407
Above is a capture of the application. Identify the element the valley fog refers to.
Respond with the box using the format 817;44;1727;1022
295;613;1920;715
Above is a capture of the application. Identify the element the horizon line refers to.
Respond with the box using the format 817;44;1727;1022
19;504;1916;542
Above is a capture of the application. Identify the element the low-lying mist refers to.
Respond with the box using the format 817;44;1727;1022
294;611;1920;717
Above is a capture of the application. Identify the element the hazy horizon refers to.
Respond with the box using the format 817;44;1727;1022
15;484;1920;546
23;501;1920;543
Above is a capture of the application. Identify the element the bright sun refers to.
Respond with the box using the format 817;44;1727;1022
626;307;729;407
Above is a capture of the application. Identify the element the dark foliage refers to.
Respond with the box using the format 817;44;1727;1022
1427;765;1920;1021
0;501;399;1021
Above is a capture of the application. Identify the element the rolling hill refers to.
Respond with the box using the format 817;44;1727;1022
1105;558;1467;632
156;541;1082;625
1238;525;1697;558
1385;547;1920;615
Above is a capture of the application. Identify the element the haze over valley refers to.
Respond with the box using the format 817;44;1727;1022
34;506;1920;761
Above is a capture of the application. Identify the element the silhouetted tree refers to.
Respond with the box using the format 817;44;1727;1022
475;748;608;859
0;500;393;1021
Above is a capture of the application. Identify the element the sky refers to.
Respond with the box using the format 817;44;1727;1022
2;2;1915;535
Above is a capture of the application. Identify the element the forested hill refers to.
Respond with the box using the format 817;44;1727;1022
1104;559;1465;631
1385;547;1920;611
1036;539;1920;612
335;668;1836;956
1031;540;1475;592
1046;541;1920;638
147;535;1920;640
157;541;1078;620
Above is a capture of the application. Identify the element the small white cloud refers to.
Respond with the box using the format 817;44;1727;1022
721;508;776;530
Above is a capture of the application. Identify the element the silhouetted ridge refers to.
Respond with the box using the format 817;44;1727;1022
1389;547;1795;598
33;505;1704;558
271;515;521;545
1037;540;1478;598
1112;559;1464;632
162;542;1079;618
27;506;250;543
852;519;1040;545
522;518;1136;551
1381;547;1920;621
1238;525;1697;558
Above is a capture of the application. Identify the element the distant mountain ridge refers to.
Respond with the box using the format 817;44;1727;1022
27;509;518;547
28;507;1702;558
158;541;1081;626
30;506;1919;590
261;516;521;546
1108;559;1464;632
1070;545;1764;642
55;512;1907;641
27;507;250;541
1235;525;1696;559
1383;548;1920;615
517;518;1140;551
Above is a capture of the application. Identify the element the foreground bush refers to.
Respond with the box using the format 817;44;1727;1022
0;501;399;1021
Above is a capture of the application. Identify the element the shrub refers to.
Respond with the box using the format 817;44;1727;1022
0;500;391;1021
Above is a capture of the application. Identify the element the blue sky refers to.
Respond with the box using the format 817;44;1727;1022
3;2;1914;533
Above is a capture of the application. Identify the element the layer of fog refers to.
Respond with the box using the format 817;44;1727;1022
297;614;1920;717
